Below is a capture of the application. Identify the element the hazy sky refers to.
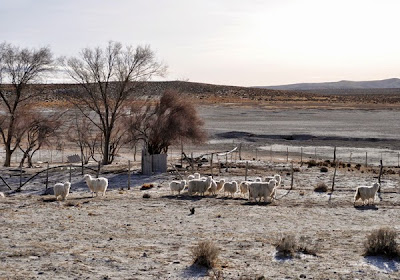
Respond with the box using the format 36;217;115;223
1;0;400;86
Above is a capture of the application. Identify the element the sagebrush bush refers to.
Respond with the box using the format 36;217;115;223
276;234;297;257
314;182;328;192
191;240;219;268
276;235;318;258
364;227;400;258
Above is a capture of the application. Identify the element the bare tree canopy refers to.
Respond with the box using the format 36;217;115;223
61;41;166;165
0;42;53;166
129;90;206;155
18;110;63;168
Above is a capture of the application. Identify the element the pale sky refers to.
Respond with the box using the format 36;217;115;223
1;0;400;86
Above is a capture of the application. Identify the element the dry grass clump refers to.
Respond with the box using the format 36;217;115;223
364;227;400;258
276;234;318;258
276;234;297;257
191;240;220;269
314;182;328;192
142;193;151;199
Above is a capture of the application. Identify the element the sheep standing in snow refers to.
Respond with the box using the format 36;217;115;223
354;183;380;206
53;182;71;201
83;174;108;197
0;192;5;198
239;181;251;198
188;176;212;196
169;180;186;195
223;181;238;197
208;179;218;195
215;179;226;193
248;179;277;203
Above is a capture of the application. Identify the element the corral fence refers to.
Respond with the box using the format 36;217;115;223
1;142;399;193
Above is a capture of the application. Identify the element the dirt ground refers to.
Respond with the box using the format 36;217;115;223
1;159;399;280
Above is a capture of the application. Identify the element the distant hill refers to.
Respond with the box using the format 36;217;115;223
258;78;400;91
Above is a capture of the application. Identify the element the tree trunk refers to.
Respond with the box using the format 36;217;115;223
4;145;12;167
20;152;28;167
102;132;111;165
27;154;33;168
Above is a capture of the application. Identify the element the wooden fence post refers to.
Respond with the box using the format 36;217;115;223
69;164;72;183
286;147;289;162
290;162;294;190
300;147;303;165
210;154;213;177
314;148;317;160
46;162;49;191
332;164;337;192
239;143;242;160
333;146;336;165
378;159;383;192
365;152;368;167
245;161;248;181
128;160;131;190
225;153;228;172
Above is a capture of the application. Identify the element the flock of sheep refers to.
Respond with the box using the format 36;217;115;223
170;172;381;206
26;169;381;206
170;172;282;202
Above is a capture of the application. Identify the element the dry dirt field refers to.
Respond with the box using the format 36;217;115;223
1;90;400;279
1;159;400;280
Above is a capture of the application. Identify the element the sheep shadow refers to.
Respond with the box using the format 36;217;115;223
215;196;247;201
242;201;273;206
181;264;208;278
160;194;204;201
354;205;378;211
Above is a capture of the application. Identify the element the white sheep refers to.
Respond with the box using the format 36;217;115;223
273;174;282;188
208;179;218;195
169;180;186;195
215;179;226;192
255;177;262;182
354;183;380;206
223;181;238;197
53;182;71;201
0;192;5;198
187;175;195;180
194;173;201;179
83;174;108;197
248;179;277;203
239;181;250;197
188;176;212;196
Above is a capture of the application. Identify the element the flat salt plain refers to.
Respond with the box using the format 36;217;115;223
1;105;400;279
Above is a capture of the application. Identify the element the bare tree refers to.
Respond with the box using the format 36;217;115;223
0;42;53;166
128;90;206;155
67;112;101;164
61;41;166;165
18;111;62;167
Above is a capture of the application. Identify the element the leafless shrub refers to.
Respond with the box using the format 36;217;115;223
314;182;328;192
364;227;400;258
191;240;219;269
276;234;297;257
276;234;318;258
